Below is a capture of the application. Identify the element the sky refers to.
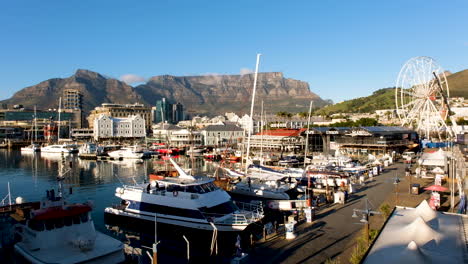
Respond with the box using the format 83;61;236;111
1;1;467;103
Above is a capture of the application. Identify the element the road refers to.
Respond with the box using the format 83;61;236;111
248;162;406;264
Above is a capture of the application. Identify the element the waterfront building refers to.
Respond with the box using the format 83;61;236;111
247;128;306;152
169;129;202;147
335;126;418;156
62;89;84;128
87;103;151;132
151;123;182;144
201;123;244;146
93;114;146;140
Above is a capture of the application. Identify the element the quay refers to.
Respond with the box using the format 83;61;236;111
248;162;408;264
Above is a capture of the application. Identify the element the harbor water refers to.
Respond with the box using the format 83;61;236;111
0;149;237;263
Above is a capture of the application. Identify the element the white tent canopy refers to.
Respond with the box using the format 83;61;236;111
418;149;447;167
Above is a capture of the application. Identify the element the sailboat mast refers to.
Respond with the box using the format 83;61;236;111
57;97;62;142
34;105;37;142
260;100;264;165
245;53;261;173
304;101;313;167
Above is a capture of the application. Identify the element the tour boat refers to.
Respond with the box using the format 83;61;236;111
104;158;263;232
12;160;124;264
107;146;144;159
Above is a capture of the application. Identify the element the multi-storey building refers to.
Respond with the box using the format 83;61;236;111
88;103;151;131
153;98;185;124
201;123;244;146
63;89;82;110
93;114;146;140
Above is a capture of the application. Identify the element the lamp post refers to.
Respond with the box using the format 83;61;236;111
352;198;381;246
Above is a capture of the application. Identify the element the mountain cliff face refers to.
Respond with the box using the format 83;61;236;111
2;69;142;113
136;72;327;114
2;70;328;116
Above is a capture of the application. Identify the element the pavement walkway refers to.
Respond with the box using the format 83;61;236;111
248;162;407;264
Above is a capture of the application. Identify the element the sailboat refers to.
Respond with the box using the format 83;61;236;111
21;106;40;152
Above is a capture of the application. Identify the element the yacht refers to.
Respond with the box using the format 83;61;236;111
108;146;144;159
11;161;124;264
41;144;72;153
105;158;263;232
20;143;41;152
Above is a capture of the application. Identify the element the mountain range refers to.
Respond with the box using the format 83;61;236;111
1;69;328;116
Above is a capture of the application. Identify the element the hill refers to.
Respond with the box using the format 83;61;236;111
316;88;395;115
316;69;468;115
446;69;468;98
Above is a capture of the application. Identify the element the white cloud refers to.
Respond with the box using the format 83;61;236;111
240;68;253;75
119;74;146;84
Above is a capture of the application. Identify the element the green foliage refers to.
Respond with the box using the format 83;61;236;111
309;117;380;128
456;118;468;125
349;229;368;264
275;111;292;118
316;88;396;115
379;203;392;219
325;257;341;264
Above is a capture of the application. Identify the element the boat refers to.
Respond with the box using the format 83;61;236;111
20;143;41;152
41;144;72;153
104;158;263;232
107;146;144;159
11;157;125;264
78;142;104;160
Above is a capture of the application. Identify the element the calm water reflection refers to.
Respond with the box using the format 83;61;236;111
0;150;222;262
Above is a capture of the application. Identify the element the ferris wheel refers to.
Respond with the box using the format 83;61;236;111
395;56;453;139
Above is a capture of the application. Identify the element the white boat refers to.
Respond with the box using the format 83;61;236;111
229;179;290;200
21;143;41;152
108;146;144;159
12;159;124;264
41;144;72;153
105;158;263;232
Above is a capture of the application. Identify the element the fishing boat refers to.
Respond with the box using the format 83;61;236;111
11;156;125;264
78;142;104;160
104;158;263;232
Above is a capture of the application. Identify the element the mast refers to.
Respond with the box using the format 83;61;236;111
57;97;62;142
260;101;264;165
304;101;313;167
34;105;37;142
245;53;261;173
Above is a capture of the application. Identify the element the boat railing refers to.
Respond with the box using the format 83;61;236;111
203;211;262;225
122;185;200;200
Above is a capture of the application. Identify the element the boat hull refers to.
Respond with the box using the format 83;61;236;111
104;207;250;232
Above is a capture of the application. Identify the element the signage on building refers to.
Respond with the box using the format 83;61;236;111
305;130;315;134
326;131;339;135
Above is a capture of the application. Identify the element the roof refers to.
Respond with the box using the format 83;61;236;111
359;126;415;134
258;128;306;137
203;124;243;132
363;200;468;264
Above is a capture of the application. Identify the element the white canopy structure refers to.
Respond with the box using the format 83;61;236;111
418;149;447;167
363;200;468;264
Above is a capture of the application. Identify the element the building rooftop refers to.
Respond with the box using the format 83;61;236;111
203;124;243;132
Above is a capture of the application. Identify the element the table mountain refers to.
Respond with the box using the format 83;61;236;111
2;69;328;116
136;72;328;115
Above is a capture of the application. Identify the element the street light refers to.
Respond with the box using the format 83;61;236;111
351;198;381;246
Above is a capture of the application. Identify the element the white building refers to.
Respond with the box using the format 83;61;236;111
93;114;146;140
201;123;244;146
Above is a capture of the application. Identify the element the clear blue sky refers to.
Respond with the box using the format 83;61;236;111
1;1;467;103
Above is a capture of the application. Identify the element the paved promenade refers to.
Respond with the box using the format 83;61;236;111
248;162;407;264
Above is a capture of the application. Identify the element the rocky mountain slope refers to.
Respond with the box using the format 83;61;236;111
2;70;328;115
